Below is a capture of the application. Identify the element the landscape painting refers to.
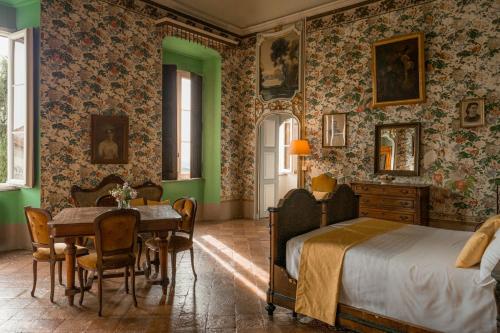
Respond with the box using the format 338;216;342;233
371;32;425;107
257;27;301;101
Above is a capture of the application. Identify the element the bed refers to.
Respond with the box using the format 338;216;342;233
266;185;500;333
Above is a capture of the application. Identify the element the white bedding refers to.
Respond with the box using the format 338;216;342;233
286;217;497;333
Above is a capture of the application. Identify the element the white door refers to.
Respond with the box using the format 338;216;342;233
258;116;279;218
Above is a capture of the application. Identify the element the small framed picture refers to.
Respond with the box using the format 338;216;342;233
323;113;346;147
91;115;129;164
460;98;485;128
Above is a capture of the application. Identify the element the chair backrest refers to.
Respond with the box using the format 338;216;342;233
96;194;118;207
172;197;197;240
94;209;140;265
24;207;52;249
71;175;163;207
311;173;337;192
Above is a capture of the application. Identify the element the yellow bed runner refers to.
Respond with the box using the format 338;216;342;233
295;218;407;325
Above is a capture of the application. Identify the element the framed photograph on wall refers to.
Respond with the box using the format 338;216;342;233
256;24;302;102
323;113;346;147
371;32;425;107
460;98;485;128
91;115;129;164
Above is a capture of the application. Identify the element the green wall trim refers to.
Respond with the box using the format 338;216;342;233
162;37;221;205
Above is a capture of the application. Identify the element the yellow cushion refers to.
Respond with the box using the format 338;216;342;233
130;198;145;206
147;199;170;206
311;174;337;193
312;191;329;200
456;224;496;268
482;215;500;230
33;243;88;261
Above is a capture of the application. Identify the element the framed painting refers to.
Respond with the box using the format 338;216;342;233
257;24;302;102
460;98;485;128
91;115;129;164
323;113;346;147
371;32;425;107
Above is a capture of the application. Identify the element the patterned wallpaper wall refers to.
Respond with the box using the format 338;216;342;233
220;0;499;223
304;0;499;222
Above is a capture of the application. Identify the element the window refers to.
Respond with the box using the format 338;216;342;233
0;29;34;187
162;64;202;181
177;71;191;179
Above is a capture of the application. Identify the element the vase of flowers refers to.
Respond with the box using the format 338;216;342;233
110;183;138;209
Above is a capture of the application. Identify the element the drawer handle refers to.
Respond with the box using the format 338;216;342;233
400;201;410;207
361;211;368;216
400;215;409;221
401;190;409;194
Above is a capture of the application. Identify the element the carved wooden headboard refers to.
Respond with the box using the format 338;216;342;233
269;189;322;267
325;184;359;225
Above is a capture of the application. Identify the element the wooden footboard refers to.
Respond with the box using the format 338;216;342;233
267;185;500;332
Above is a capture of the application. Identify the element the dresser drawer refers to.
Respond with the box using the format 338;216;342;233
353;184;416;197
360;195;415;210
359;207;415;224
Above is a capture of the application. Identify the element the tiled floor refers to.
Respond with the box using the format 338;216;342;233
0;219;347;332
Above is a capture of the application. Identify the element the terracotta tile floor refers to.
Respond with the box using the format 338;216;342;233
0;219;349;332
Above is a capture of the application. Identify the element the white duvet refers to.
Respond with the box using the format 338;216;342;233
286;217;497;333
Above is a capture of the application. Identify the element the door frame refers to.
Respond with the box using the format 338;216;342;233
254;112;301;219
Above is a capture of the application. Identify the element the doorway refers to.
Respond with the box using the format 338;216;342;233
257;114;299;218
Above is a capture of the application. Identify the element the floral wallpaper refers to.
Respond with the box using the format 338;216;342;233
39;0;498;225
304;0;499;222
40;0;162;212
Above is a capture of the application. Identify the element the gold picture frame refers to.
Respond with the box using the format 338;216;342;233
371;32;426;107
460;98;485;128
322;113;346;147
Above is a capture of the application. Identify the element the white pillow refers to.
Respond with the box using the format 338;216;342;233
476;228;500;286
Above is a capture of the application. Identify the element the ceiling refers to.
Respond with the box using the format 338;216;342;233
155;0;362;35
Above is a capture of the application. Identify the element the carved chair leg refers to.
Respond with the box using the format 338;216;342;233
153;250;160;276
266;303;276;316
31;260;37;297
58;261;63;286
49;260;55;303
77;266;85;306
189;247;197;280
171;251;177;287
98;270;103;317
136;238;142;271
124;266;129;294
131;264;137;307
144;248;151;278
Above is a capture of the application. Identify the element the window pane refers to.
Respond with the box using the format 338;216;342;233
13;38;25;85
181;110;190;142
13;84;26;131
12;131;24;180
0;36;7;183
180;142;190;174
181;77;191;110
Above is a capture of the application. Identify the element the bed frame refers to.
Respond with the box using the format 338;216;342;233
266;185;500;333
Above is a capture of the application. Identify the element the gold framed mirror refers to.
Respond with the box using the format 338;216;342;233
374;122;420;176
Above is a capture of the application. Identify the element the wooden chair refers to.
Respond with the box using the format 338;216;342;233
145;197;198;285
24;207;89;302
77;209;140;316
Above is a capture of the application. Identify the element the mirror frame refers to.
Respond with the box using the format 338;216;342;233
374;122;420;176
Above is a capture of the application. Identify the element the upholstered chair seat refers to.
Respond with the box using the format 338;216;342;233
145;235;192;252
77;253;135;270
77;209;140;316
145;197;198;285
33;243;88;261
25;206;89;303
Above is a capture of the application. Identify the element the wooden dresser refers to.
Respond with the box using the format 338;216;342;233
351;181;430;225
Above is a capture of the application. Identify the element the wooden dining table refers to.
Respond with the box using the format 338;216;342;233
48;205;182;305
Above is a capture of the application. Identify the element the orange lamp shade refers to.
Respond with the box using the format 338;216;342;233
290;139;311;156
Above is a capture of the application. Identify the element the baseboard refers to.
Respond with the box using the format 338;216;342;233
0;223;31;252
197;200;255;221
